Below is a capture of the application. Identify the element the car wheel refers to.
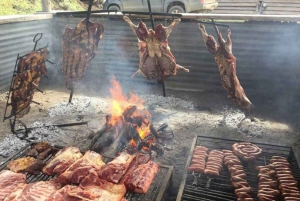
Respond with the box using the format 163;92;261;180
108;5;120;11
168;5;185;13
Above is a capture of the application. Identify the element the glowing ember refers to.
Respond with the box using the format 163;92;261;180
108;77;151;139
129;139;136;147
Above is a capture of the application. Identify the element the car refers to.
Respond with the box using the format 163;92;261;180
102;0;218;13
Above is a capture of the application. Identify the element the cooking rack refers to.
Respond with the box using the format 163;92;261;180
176;135;300;201
0;143;173;201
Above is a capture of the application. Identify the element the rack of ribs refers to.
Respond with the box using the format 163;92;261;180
61;19;104;89
198;23;254;121
123;16;189;83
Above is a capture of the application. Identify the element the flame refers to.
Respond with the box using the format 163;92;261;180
129;139;136;147
108;77;151;140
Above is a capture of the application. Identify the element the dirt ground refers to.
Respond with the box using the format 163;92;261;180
0;82;299;201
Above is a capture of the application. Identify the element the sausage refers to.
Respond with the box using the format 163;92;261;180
284;197;300;201
257;193;277;201
236;191;252;198
282;193;300;198
231;170;246;176
204;168;219;177
281;188;300;194
235;187;252;194
280;180;298;185
225;159;241;166
231;176;247;182
194;146;208;151
259;176;277;183
272;161;291;167
258;188;280;196
191;159;206;166
188;165;205;173
271;156;287;160
280;183;299;189
231;181;249;189
237;198;254;201
259;181;278;188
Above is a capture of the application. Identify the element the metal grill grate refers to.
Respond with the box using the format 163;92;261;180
176;136;300;201
0;144;173;201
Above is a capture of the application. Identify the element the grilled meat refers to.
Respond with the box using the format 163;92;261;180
123;16;189;83
198;23;254;121
62;19;104;89
7;157;36;173
0;170;26;201
204;150;224;177
188;146;208;173
232;142;262;162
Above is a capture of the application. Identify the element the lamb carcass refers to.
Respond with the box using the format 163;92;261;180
198;24;254;121
123;16;189;83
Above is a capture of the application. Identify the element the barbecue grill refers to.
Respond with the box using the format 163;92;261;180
176;135;300;201
0;143;173;201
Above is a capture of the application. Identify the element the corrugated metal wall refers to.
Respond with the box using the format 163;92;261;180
0;19;53;92
51;16;300;97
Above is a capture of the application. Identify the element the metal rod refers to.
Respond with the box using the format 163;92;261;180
162;81;166;97
86;0;93;28
211;18;219;36
198;20;230;28
68;85;74;103
27;121;88;131
122;11;181;18
55;10;118;15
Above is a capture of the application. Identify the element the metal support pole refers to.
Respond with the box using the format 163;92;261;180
86;0;93;29
69;85;74;103
146;0;166;97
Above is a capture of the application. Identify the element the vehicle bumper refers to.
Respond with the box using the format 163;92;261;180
189;2;218;12
202;2;218;10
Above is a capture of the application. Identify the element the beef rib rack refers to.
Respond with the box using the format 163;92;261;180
123;16;189;83
62;19;104;89
198;23;254;121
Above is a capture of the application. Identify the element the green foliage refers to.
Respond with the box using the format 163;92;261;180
0;0;84;15
58;0;84;11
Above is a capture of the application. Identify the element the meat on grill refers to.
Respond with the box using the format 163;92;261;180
123;161;159;194
68;169;126;201
42;147;83;175
57;150;105;184
222;150;254;201
45;185;78;201
5;180;61;201
0;170;26;201
270;156;300;200
7;157;45;175
123;16;189;83
62;19;104;89
188;146;208;173
98;152;135;184
256;163;280;201
120;153;151;184
232;142;262;162
198;23;254;121
10;48;49;118
204;150;224;177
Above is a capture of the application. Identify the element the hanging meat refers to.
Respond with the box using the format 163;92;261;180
198;24;254;121
10;48;49;118
123;16;189;83
62;19;104;89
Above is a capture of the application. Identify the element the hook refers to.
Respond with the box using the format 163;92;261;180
33;33;43;51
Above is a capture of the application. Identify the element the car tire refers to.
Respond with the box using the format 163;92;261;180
168;5;185;13
108;5;120;11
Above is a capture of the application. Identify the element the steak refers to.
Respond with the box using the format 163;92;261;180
62;19;104;89
123;161;159;194
57;150;105;184
199;24;254;121
42;147;83;175
98;152;135;184
123;16;189;83
0;170;26;201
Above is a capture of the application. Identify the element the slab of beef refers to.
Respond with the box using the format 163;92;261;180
123;16;189;83
4;179;61;201
198;24;254;121
62;19;104;89
0;170;26;201
42;147;83;175
123;161;159;194
98;152;135;184
57;150;105;184
10;48;49;118
46;185;80;201
120;153;151;184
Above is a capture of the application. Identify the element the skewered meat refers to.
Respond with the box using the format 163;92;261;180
271;156;300;200
222;150;254;201
4;179;61;201
0;170;26;201
123;161;159;194
123;16;189;83
42;147;83;175
98;152;135;184
10;48;49;118
62;19;104;89
204;150;224;177
198;23;254;121
188;146;208;173
232;142;262;162
57;150;105;184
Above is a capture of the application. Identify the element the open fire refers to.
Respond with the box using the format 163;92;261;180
90;77;173;157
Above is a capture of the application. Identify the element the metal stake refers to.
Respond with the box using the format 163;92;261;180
69;85;74;103
146;0;166;97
